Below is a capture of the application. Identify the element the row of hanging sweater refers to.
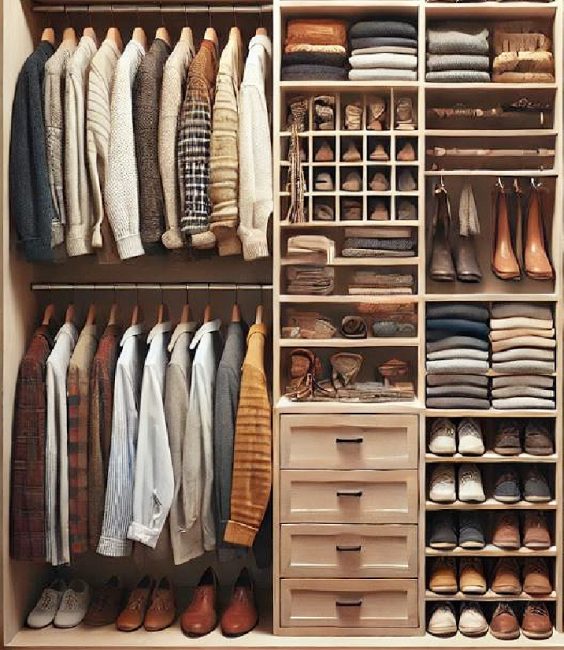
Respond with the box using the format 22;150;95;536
10;302;272;567
9;24;273;263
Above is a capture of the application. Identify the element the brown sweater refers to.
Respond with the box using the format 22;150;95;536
133;38;171;252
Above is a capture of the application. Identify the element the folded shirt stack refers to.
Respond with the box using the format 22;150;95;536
426;303;491;409
490;303;556;410
341;226;416;258
348;269;415;296
492;22;555;83
286;266;335;296
357;301;417;338
426;23;491;83
286;234;335;264
348;20;418;81
282;19;349;81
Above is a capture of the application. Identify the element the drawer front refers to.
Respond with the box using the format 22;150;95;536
280;414;418;470
280;524;418;578
280;578;418;629
280;470;418;524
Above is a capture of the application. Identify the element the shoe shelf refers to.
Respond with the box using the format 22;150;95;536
280;81;420;90
426;500;558;511
279;338;419;348
425;453;557;464
427;130;559;138
280;257;420;267
279;220;420;228
425;410;558;418
425;169;559;177
425;591;557;602
426;545;558;557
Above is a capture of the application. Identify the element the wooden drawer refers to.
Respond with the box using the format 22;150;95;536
280;524;418;578
280;470;418;524
280;414;418;470
280;578;418;629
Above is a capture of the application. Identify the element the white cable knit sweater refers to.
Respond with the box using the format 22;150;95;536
105;40;145;260
237;35;273;261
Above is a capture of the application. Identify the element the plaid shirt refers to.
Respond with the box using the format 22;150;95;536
10;325;53;561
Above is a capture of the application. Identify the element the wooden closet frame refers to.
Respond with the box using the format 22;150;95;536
1;0;563;648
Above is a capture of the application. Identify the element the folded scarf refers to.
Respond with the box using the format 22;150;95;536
490;327;555;342
426;70;491;82
427;359;489;374
286;43;347;55
349;68;417;81
490;316;553;330
427;348;489;362
349;21;418;40
492;397;555;410
344;237;415;251
349;53;417;70
427;303;489;322
427;54;490;71
492;348;554;363
491;303;553;320
492;360;555;374
427;373;489;387
282;65;349;81
352;46;417;56
492;386;554;399
427;319;490;337
427;397;490;409
491;336;556;352
427;335;489;353
282;52;348;67
492;375;554;389
427;25;489;55
427;385;489;398
351;36;418;50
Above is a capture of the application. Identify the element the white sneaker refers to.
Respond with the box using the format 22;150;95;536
429;464;456;503
459;464;485;503
458;418;485;456
459;602;488;637
429;418;456;455
53;579;90;628
428;603;457;636
27;579;66;628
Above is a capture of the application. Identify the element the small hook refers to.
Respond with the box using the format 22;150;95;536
496;176;505;191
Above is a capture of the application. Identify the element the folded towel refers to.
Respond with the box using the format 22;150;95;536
349;68;417;81
492;348;554;363
491;336;556;352
491;303;553;320
492;386;554;399
427;385;489;398
427;373;489;387
352;36;418;50
350;21;418;40
427;25;489;55
427;348;489;362
349;53;417;70
427;336;489;353
427;397;490;409
427;318;490;337
492;375;554;389
492;397;555;410
427;359;489;374
427;54;490;71
492;360;555;374
282;52;348;67
352;46;417;56
490;316;554;330
282;65;348;81
426;70;491;82
427;303;489;322
490;327;555;341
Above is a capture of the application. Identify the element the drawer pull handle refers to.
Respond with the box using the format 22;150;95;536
336;437;364;444
336;490;363;498
336;599;363;608
336;545;362;552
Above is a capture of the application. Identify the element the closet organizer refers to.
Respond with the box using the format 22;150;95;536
2;0;563;649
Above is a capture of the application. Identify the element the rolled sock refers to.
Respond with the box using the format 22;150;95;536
492;375;554;389
492;386;554;399
491;303;553;320
427;374;488;387
491;336;556;352
427;397;490;409
492;348;554;363
490;328;555;342
490;316;553;330
427;348;489;361
492;361;555;374
427;385;489;398
427;336;489;353
427;359;488;374
427;303;489;322
492;397;555;410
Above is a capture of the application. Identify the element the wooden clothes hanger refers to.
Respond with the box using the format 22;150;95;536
130;304;142;326
106;27;123;52
107;302;118;326
156;303;169;324
62;25;77;44
204;8;219;47
41;27;56;46
42;304;56;326
255;304;264;325
203;304;212;324
83;26;98;44
65;303;75;324
180;303;191;324
85;303;96;326
256;7;268;37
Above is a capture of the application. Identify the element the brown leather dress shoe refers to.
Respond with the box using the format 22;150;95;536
523;511;551;549
84;576;124;627
116;575;154;632
180;568;218;637
220;568;258;637
522;602;553;639
144;577;176;631
523;558;552;595
491;558;521;595
490;603;520;640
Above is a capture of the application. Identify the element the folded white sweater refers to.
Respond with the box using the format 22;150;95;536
349;53;417;69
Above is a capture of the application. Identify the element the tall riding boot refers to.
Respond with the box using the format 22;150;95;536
430;187;455;282
492;188;520;281
524;188;554;280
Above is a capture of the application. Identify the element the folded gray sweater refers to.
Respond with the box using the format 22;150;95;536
427;397;490;409
426;54;490;72
427;348;489;361
491;303;553;320
426;70;491;82
350;53;417;70
427;25;489;55
427;385;489;398
492;397;555;410
492;375;554;389
427;359;488;374
492;386;554;399
350;21;418;40
492;360;555;374
427;373;489;387
427;335;489;353
352;46;417;56
349;68;417;81
492;348;554;363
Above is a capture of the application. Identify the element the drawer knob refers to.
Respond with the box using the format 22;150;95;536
336;545;362;552
336;490;363;498
336;599;363;607
336;437;364;444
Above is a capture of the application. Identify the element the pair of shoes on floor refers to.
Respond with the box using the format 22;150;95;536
491;557;552;596
494;419;554;456
428;511;485;549
429;557;487;595
429;417;484;455
428;602;488;637
27;579;90;629
429;463;485;503
181;568;258;638
494;467;551;503
117;576;175;632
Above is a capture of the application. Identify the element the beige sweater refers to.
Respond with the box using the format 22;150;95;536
64;35;97;257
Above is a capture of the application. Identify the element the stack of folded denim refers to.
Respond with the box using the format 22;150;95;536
348;270;415;296
490;303;556;410
282;19;349;81
341;226;416;258
348;20;418;81
426;303;490;409
358;302;417;338
426;24;491;82
286;266;335;295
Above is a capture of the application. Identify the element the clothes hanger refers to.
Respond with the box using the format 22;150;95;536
85;303;96;325
255;304;264;325
105;5;123;51
155;4;171;47
156;288;169;324
130;285;142;326
203;284;212;323
132;8;148;50
231;285;241;323
41;304;56;326
256;6;268;36
180;7;194;47
83;6;98;44
65;303;75;324
180;287;191;323
41;27;56;46
107;302;118;326
62;7;77;45
204;5;219;47
229;6;242;47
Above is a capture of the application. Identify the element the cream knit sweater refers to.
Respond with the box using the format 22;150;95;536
106;40;145;260
238;35;273;261
64;35;97;257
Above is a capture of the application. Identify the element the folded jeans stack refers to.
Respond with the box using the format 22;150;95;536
283;19;349;81
492;23;555;83
286;265;335;295
348;20;418;81
357;302;417;338
490;303;556;410
341;226;416;258
348;269;415;296
426;24;491;83
426;303;491;409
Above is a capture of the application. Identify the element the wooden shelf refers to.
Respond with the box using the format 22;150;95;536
426;129;558;137
281;81;420;90
425;409;557;418
276;396;424;414
426;590;557;602
425;452;557;463
426;500;557;511
424;82;557;90
279;221;420;228
424;293;558;302
426;545;557;557
280;257;420;267
280;337;419;348
279;294;418;303
425;169;558;177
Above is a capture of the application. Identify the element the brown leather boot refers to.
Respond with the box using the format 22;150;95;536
524;187;554;280
429;186;455;281
180;568;218;637
220;568;258;637
492;186;520;280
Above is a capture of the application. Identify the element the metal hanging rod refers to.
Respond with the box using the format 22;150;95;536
33;4;272;13
31;282;273;291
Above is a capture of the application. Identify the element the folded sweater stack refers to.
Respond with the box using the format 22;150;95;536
490;303;556;410
286;265;335;296
426;24;491;83
348;270;415;296
426;303;490;409
341;226;416;258
348;20;418;81
492;22;555;83
282;19;349;81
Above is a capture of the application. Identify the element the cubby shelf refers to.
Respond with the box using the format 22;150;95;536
426;546;558;557
425;591;557;602
425;453;557;463
279;221;420;228
426;500;558;511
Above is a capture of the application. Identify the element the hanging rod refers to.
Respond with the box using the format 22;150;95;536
33;4;272;13
31;282;273;291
